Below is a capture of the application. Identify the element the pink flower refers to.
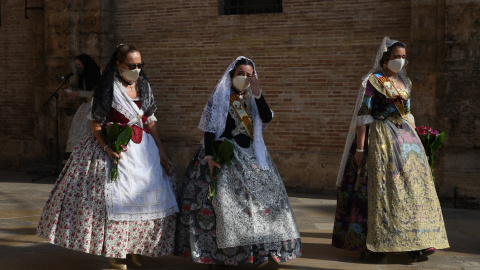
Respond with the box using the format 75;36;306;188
430;128;440;138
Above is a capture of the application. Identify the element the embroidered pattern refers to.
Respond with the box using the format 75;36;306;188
230;92;254;139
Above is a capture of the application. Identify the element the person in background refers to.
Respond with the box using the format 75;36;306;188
64;54;101;161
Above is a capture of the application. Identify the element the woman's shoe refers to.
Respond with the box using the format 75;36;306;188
127;254;143;268
109;258;128;269
407;250;428;262
421;247;436;257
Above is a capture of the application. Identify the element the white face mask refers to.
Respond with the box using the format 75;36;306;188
120;68;141;82
387;59;405;73
232;76;250;91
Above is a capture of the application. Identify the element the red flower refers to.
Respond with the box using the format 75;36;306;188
120;144;127;152
415;126;432;136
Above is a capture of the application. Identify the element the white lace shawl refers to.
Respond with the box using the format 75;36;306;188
198;56;270;170
336;37;409;186
87;77;157;124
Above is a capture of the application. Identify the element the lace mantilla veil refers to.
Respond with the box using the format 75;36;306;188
335;37;408;186
198;56;270;170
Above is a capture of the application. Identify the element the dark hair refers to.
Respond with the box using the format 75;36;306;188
75;54;101;91
115;44;139;64
91;44;156;124
229;58;255;79
379;42;406;68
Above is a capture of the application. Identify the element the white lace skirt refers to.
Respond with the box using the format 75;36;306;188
213;139;301;248
65;101;92;153
105;130;178;221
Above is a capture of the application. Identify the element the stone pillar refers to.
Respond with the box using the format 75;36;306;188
409;0;446;190
33;0;114;173
442;0;480;207
411;0;480;206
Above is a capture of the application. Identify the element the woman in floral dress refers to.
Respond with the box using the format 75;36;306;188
37;44;179;269
175;56;302;268
332;37;449;261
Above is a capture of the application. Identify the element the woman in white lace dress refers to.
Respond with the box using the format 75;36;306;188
37;45;179;269
64;54;101;161
175;56;302;268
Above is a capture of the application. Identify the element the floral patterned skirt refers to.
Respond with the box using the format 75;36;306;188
332;131;369;251
36;134;178;258
175;143;302;265
366;120;449;252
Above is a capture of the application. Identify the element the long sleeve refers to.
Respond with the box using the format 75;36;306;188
254;95;272;123
204;132;215;156
78;91;94;98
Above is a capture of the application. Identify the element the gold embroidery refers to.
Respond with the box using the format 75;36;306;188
366;120;450;252
230;93;254;139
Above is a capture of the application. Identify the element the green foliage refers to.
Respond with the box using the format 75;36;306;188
207;140;234;200
416;126;445;181
102;123;133;181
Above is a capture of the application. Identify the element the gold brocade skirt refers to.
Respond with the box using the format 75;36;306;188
366;119;450;252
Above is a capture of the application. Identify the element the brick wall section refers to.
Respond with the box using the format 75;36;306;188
0;1;110;170
1;0;478;202
112;0;411;190
0;0;41;167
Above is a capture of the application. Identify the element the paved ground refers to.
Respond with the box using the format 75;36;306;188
0;170;479;270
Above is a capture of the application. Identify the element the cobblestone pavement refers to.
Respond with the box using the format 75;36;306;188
1;170;479;270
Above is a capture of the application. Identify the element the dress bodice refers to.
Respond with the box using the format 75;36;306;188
204;93;272;156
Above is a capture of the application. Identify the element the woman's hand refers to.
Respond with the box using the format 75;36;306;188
159;147;169;167
159;147;172;176
207;158;221;177
354;151;364;166
91;120;121;163
247;76;261;96
105;147;121;163
66;89;79;98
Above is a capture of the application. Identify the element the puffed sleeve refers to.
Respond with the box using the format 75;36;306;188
356;81;375;126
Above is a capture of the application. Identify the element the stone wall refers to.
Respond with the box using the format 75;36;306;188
0;1;114;172
441;0;480;207
1;0;44;168
0;0;479;203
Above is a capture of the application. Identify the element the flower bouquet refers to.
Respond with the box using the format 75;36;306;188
101;122;132;181
415;126;445;180
207;140;234;200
